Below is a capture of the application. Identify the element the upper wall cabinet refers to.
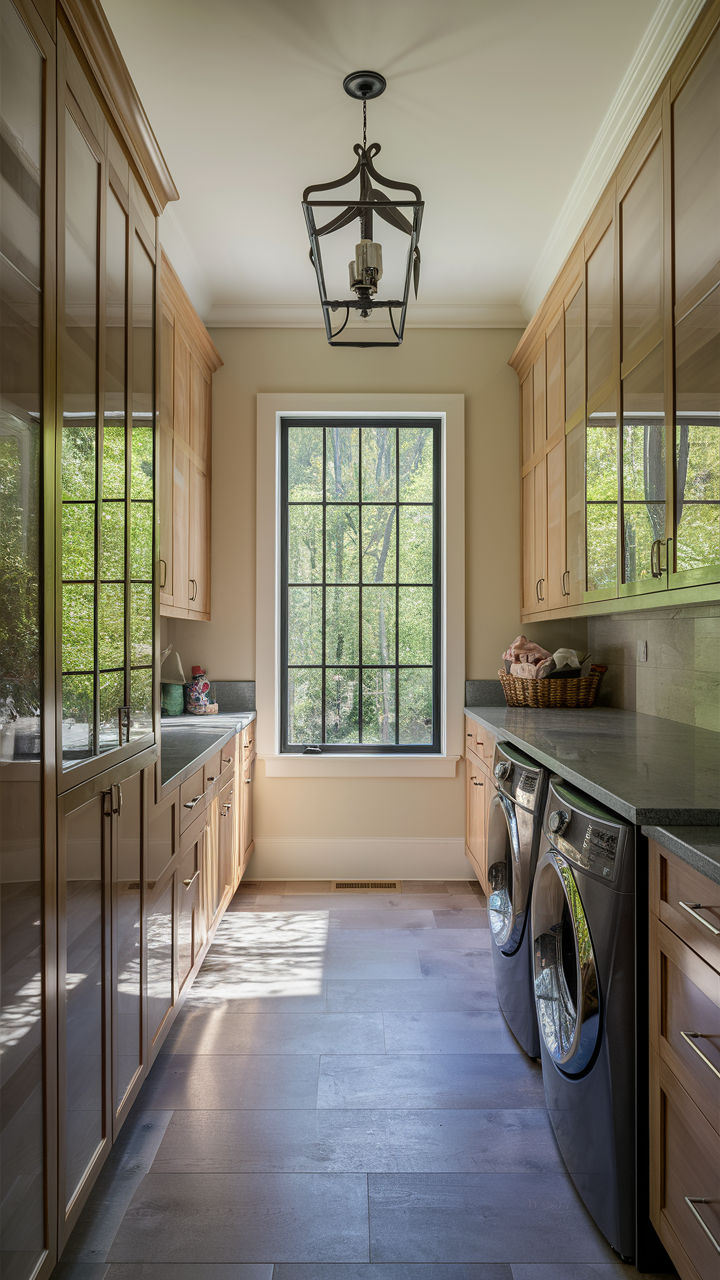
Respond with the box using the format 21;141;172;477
513;3;720;620
159;252;222;623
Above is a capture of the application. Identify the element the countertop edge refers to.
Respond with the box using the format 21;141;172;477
464;704;720;831
641;824;720;886
160;711;256;791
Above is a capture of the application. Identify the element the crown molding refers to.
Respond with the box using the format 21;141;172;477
203;301;526;329
520;0;706;321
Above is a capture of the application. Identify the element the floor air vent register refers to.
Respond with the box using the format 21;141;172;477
331;881;401;892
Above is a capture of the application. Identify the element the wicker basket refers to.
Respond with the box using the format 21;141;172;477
498;665;607;709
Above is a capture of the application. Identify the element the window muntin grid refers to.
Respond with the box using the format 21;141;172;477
280;419;441;753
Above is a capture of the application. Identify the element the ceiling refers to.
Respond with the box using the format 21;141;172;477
102;0;697;328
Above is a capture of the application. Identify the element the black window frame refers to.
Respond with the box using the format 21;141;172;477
280;416;442;754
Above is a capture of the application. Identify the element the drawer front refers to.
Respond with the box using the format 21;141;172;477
655;917;720;1135
658;1057;720;1280
220;741;236;776
651;841;720;975
177;844;200;991
241;723;255;762
180;767;206;832
203;751;222;791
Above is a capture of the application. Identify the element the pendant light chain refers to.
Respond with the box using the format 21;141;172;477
363;98;367;150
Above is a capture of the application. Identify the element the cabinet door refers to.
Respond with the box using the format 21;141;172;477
533;456;547;608
172;333;190;613
241;755;255;868
58;783;111;1233
465;756;486;890
113;771;142;1125
672;283;720;589
146;863;174;1048
188;461;210;616
177;839;200;992
218;777;234;904
546;435;568;610
159;309;175;607
673;27;720;314
522;468;536;612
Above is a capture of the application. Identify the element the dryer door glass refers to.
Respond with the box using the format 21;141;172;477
533;850;600;1074
487;793;528;954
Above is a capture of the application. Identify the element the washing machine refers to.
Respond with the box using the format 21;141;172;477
486;742;548;1058
532;775;636;1261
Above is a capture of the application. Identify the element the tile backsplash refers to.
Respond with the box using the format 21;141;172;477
588;604;719;732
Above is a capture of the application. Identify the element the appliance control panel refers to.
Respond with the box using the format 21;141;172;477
555;822;620;881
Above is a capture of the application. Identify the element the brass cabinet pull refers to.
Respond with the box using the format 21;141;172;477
245;778;251;785
650;538;665;579
680;1032;720;1079
184;795;202;810
679;901;720;936
536;578;545;602
189;578;198;601
206;776;216;783
561;569;570;596
159;558;167;588
472;778;483;786
183;870;200;890
685;1199;720;1253
223;756;233;765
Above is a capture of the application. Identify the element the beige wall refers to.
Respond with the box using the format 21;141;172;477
165;326;578;877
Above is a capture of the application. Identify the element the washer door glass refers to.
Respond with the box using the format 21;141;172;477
487;793;522;953
532;850;600;1074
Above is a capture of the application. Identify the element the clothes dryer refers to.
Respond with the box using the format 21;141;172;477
486;742;548;1058
532;776;636;1260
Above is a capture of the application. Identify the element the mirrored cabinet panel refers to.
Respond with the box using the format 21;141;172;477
674;27;720;312
0;3;49;1277
586;390;618;596
674;285;720;586
621;342;666;590
586;225;614;403
564;282;585;425
621;140;663;363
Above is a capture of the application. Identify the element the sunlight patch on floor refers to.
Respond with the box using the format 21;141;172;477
188;911;329;1001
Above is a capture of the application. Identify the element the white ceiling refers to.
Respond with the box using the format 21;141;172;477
103;0;701;327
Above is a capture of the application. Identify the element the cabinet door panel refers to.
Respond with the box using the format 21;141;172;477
621;140;663;363
172;335;190;612
146;872;173;1044
546;436;568;610
159;311;174;605
587;224;614;401
673;284;720;588
565;283;585;424
522;469;536;612
242;757;255;866
190;360;211;471
188;462;210;615
533;457;547;608
114;771;142;1117
674;28;720;310
521;371;533;465
218;778;234;904
546;316;564;438
177;842;199;992
532;350;546;456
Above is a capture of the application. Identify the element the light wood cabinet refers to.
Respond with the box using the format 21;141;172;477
513;3;720;619
464;717;497;893
649;840;720;1280
159;253;222;622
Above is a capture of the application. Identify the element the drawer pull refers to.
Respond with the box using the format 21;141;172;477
184;796;202;810
685;1198;720;1253
680;1031;720;1080
472;778;483;786
183;871;200;890
679;901;720;936
206;775;216;783
223;756;233;765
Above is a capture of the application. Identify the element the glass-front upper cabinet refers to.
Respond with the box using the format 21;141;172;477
674;27;720;313
621;139;663;366
585;389;619;598
673;285;720;587
586;224;615;405
59;86;156;779
621;343;666;591
0;3;52;1278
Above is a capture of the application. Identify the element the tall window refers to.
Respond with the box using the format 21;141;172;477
281;418;441;753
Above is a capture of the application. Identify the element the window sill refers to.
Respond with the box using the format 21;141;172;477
261;754;461;778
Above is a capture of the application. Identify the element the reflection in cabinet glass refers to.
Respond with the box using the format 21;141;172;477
674;28;720;309
0;3;46;1275
622;140;663;361
587;226;614;402
61;124;155;770
674;286;720;583
622;343;666;587
564;283;584;423
586;390;618;594
147;879;173;1043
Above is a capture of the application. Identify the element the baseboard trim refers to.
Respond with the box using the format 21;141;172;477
245;836;472;880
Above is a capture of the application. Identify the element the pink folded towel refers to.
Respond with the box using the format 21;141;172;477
503;634;552;666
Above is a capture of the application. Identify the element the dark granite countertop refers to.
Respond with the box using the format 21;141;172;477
641;825;720;886
160;711;256;788
463;706;720;827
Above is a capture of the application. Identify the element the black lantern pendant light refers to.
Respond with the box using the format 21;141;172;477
302;70;424;347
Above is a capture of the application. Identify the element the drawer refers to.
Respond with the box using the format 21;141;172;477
654;917;720;1136
180;766;206;832
651;841;720;975
657;1056;720;1280
203;751;221;791
220;741;236;776
464;716;483;760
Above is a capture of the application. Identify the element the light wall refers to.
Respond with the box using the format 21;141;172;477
165;326;574;878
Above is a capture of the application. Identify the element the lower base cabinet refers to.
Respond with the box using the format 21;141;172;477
53;722;256;1270
649;839;720;1280
464;718;497;893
